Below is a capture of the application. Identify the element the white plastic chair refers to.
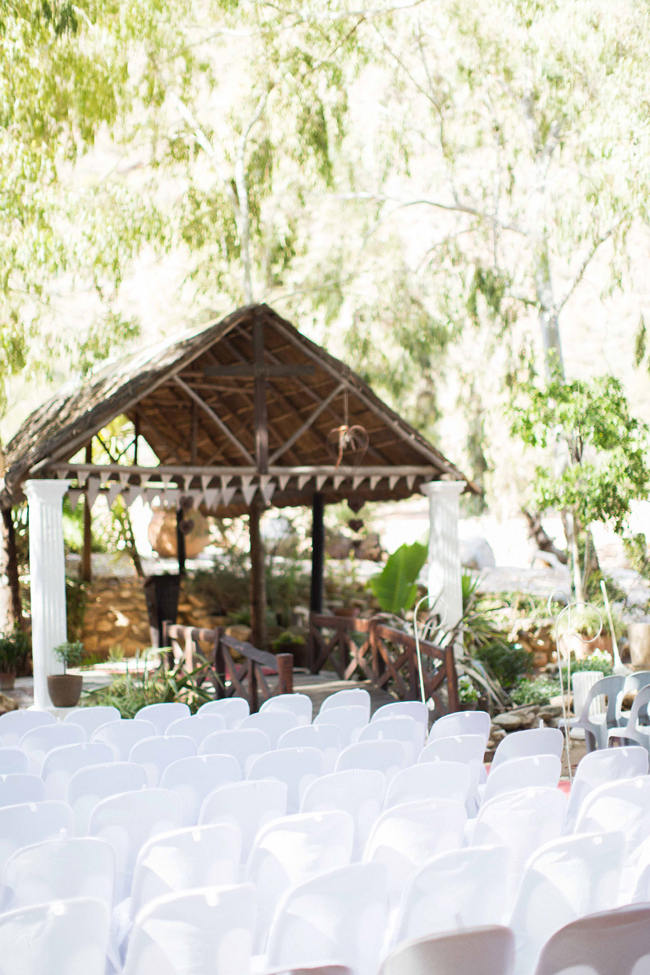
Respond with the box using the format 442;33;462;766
91;718;157;760
335;740;407;780
428;709;491;744
364;798;466;904
160;753;241;824
300;768;386;859
0;709;55;747
0;747;28;774
391;845;511;948
122;883;255;975
19;722;86;774
0;800;73;874
0;773;45;808
383;760;471;810
88;788;184;900
278;724;343;772
564;675;624;752
314;705;369;746
248;810;354;952
565;745;648;830
41;741;114;799
531;903;650;975
134;702;191;734
165;713;226;744
247;747;324;812
128;735;196;786
608;683;650;752
358;716;425;765
481;754;561;807
510;831;626;975
371;701;429;735
1;836;115;911
379;925;515;975
265;862;390;975
196;697;250;727
261;692;313;725
67;761;148;835
319;688;371;721
490;727;564;770
63;705;121;737
198;727;271;774
472;787;567;900
240;710;300;746
199;778;287;863
0;896;110;975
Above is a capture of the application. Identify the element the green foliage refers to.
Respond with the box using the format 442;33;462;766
82;657;213;716
53;639;84;673
457;674;479;704
623;533;650;579
368;542;428;615
511;676;561;706
0;628;30;673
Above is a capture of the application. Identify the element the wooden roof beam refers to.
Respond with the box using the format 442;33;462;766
173;376;255;466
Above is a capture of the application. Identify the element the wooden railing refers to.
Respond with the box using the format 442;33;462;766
162;622;293;713
308;613;459;712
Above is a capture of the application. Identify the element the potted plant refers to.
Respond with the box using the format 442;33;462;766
0;629;29;691
457;674;480;711
48;640;84;708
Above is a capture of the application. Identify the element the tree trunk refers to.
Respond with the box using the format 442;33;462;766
563;510;585;604
534;245;565;381
0;507;23;632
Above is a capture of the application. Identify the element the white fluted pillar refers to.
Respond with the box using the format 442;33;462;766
25;479;70;709
422;480;465;640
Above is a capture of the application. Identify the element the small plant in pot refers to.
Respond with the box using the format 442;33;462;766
48;640;84;708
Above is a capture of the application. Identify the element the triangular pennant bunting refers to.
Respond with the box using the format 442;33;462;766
242;482;257;506
406;475;416;490
67;489;82;512
370;475;381;489
261;479;276;504
85;477;101;509
221;484;236;506
353;474;366;490
316;475;328;490
277;473;291;491
389;475;400;490
298;474;312;490
105;483;121;509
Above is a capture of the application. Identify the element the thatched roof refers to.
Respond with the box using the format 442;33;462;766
1;304;473;512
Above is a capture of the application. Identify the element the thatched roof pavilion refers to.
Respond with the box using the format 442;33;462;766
1;302;472;662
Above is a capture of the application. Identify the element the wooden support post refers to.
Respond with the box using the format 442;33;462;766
0;506;22;632
310;492;325;615
81;443;92;583
253;315;269;474
249;496;267;650
276;653;293;694
176;507;186;577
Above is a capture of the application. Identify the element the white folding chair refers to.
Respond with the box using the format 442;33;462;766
247;747;324;812
165;714;226;744
490;727;564;770
134;702;190;734
88;788;184;900
358;716;425;765
608;683;650;752
0;709;55;747
380;925;515;975
91;718;157;760
319;689;371;721
428;710;491;744
63;705;121;737
0;800;73;874
248;810;354;952
314;706;368;746
418;733;486;797
1;835;115;911
391;845;511;948
481;754;561;807
532;904;650;975
364;799;466;905
0;747;28;774
335;740;407;780
0;896;110;975
128;734;196;786
564;675;625;752
199;778;287;863
240;710;300;746
261;692;313;725
196;697;250;727
565;745;648;830
265;862;390;975
383;760;471;810
122;883;255;975
41;741;114;799
67;761;148;835
510;831;625;975
19;722;86;774
0;772;45;808
278;724;343;772
371;701;429;735
300;768;386;859
198;727;271;774
160;753;241;824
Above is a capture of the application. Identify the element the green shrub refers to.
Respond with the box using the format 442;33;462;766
511;676;561;706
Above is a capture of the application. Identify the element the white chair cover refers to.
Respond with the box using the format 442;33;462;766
198;727;271;774
41;742;114;799
247;746;324;812
261;693;313;725
0;773;45;808
63;705;121;737
19;723;86;774
91;719;157;761
565;745;648;831
198;778;287;863
0;896;110;975
335;740;407;780
532;904;650;975
240;710;300;746
358;716;426;765
128;735;196;786
67;761;148;835
196;698;249;727
481;754;561;807
165;714;225;744
160;753;241;824
0;747;28;775
313;706;368;746
134;703;191;735
300;768;386;859
319;689;371;721
2;836;115;911
0;710;55;747
427;710;491;744
384;761;471;810
278;724;343;773
379;925;515;975
490;727;564;770
0;800;73;874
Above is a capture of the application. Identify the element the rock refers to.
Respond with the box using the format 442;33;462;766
0;693;18;714
225;625;252;643
460;536;496;570
538;704;564;724
492;712;527;731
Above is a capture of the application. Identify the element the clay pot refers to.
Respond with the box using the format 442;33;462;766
0;672;15;691
47;674;83;708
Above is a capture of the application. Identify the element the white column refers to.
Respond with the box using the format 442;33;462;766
422;480;465;636
25;479;70;709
